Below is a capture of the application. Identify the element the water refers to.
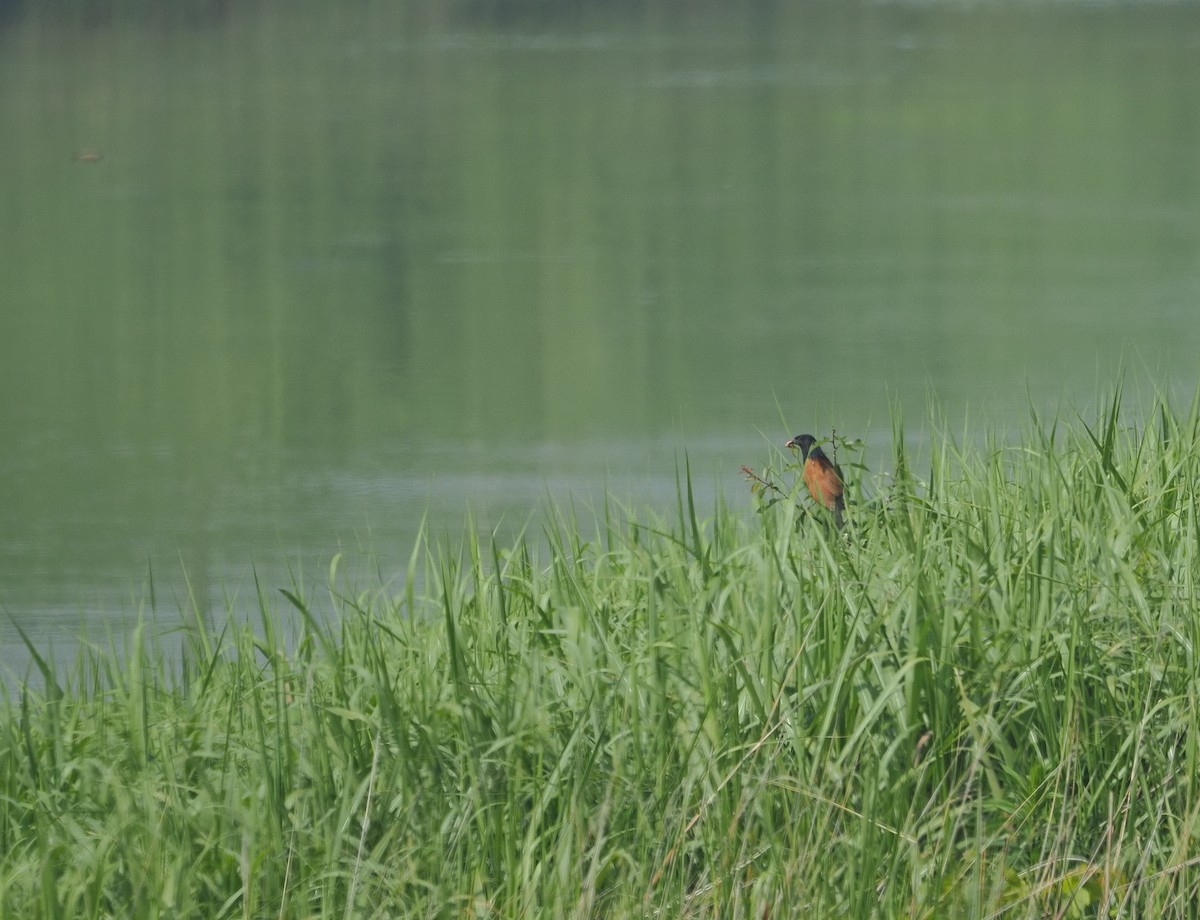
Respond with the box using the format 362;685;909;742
2;0;1198;676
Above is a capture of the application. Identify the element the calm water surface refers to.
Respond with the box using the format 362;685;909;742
2;0;1198;675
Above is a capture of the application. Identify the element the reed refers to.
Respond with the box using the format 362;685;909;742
3;389;1200;918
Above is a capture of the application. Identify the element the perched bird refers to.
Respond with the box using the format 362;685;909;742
785;433;845;526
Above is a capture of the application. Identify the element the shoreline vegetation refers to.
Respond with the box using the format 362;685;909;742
4;392;1200;917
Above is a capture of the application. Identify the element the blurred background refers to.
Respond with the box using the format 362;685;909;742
2;0;1198;672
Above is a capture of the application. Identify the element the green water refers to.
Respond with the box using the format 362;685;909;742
2;0;1198;670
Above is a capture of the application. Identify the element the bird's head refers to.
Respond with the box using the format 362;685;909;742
785;433;817;458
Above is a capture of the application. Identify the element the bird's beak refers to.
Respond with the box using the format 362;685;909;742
785;438;799;449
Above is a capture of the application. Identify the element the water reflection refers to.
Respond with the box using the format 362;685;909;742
1;0;1198;676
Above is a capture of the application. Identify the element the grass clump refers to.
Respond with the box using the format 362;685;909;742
4;391;1200;918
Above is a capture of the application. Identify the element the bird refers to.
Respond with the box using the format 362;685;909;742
785;433;845;526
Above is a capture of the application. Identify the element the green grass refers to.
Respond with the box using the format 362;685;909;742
4;390;1200;918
